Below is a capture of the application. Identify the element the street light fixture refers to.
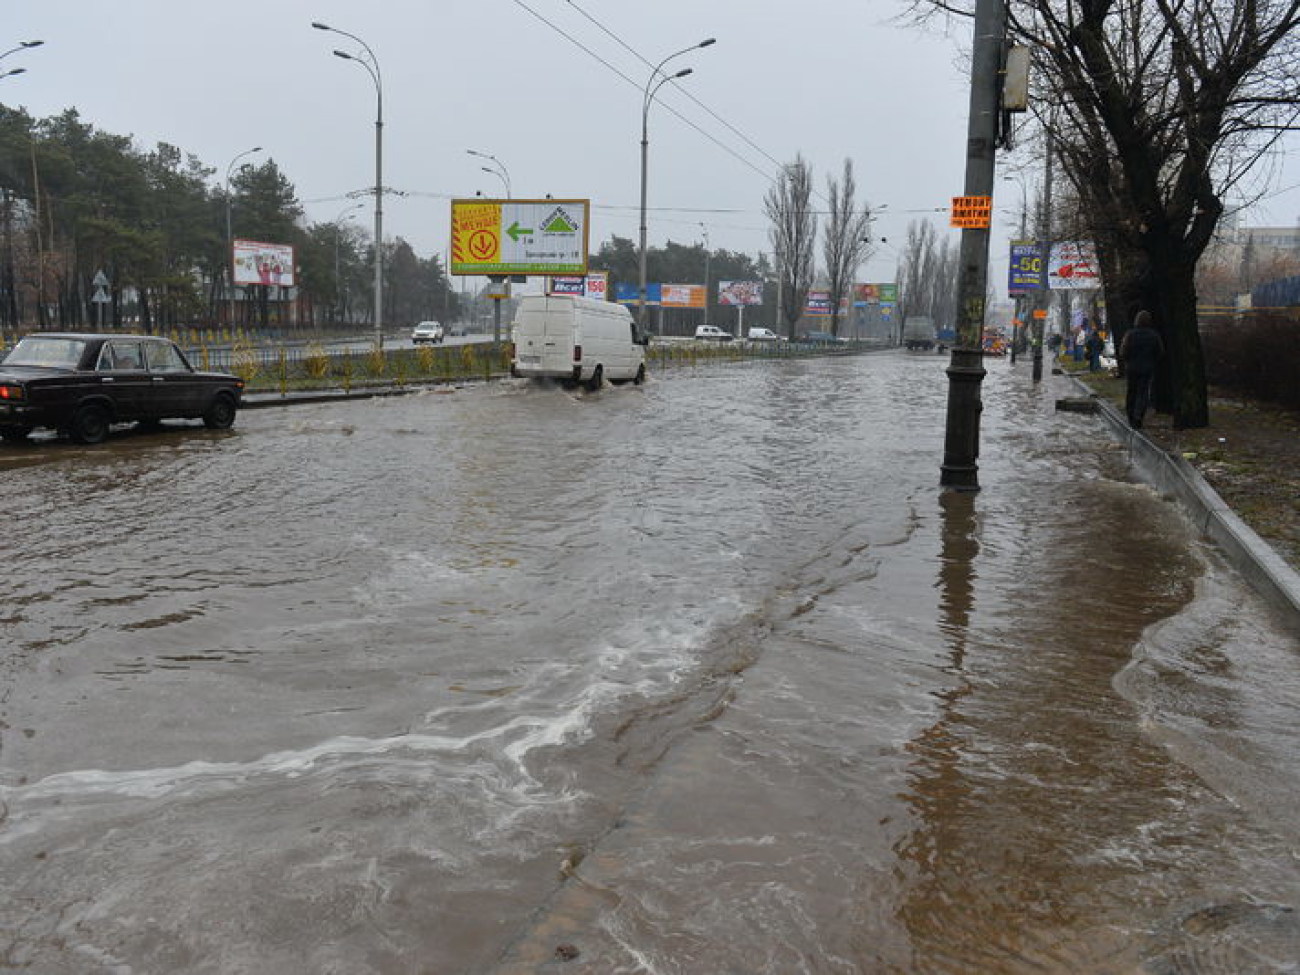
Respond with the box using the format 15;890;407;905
225;146;263;327
480;167;510;197
313;20;385;350
638;38;714;335
0;39;43;62
467;149;512;198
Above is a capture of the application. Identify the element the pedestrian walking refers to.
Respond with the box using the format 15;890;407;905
1084;325;1105;372
1118;310;1164;429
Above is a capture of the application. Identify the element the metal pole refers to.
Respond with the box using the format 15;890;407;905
637;40;712;336
313;22;383;349
939;0;1006;491
700;223;710;328
1032;133;1053;383
374;91;383;350
225;147;262;329
638;102;651;334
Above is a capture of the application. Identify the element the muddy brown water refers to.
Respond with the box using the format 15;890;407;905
2;352;1298;973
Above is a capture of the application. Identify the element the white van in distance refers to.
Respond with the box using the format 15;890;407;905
511;294;648;390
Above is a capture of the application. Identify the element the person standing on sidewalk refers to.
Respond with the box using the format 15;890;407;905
1084;323;1105;372
1118;310;1164;429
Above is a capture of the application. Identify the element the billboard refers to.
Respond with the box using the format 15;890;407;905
1047;241;1100;290
1008;240;1045;294
232;239;295;287
853;283;898;305
614;282;661;306
548;272;609;300
718;280;763;306
450;198;590;276
804;291;832;316
661;284;705;308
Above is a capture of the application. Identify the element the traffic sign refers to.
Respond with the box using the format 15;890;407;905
93;270;110;287
92;286;110;304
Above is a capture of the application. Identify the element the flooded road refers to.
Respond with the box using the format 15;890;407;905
2;352;1299;973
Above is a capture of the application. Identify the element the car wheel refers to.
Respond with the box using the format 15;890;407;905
202;395;238;430
0;424;32;443
585;365;603;392
633;364;646;385
70;404;111;445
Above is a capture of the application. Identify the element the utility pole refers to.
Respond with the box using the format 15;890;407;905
1032;132;1053;382
939;0;1008;490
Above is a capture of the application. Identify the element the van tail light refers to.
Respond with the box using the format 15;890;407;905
0;384;24;401
573;345;582;363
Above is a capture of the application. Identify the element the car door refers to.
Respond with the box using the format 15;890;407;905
142;339;199;417
96;339;151;419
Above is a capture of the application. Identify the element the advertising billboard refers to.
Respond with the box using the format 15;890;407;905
547;272;609;300
1008;240;1045;295
718;280;763;306
804;291;832;316
450;198;590;276
853;283;898;305
232;239;296;287
660;284;705;308
614;282;661;306
1047;241;1100;290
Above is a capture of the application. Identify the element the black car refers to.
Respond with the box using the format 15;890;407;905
0;333;245;444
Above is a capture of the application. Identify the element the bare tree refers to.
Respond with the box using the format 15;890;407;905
822;159;875;337
764;156;817;338
896;219;960;338
1007;0;1300;427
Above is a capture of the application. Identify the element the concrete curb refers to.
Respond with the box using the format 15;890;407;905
241;379;491;409
1071;377;1300;622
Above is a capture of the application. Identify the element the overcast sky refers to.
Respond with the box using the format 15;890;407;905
5;0;1299;295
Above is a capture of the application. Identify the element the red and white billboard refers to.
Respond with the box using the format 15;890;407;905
718;280;763;306
1047;242;1100;290
233;239;296;287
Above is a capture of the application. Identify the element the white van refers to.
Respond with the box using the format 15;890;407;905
511;295;648;390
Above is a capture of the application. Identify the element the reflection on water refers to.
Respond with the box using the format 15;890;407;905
2;356;1299;973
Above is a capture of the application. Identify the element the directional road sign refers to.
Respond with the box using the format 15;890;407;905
450;199;590;276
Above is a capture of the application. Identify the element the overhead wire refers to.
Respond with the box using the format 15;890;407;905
508;0;778;185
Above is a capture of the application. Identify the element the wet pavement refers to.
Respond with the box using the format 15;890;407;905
2;351;1298;973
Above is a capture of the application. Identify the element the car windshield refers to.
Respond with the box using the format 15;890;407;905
3;337;87;368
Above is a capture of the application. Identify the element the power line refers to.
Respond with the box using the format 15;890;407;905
563;0;785;173
508;0;777;184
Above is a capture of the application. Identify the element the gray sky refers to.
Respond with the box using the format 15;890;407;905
4;0;1299;294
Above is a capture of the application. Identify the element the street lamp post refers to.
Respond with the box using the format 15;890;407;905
638;38;715;336
225;146;263;327
699;222;711;327
467;149;512;198
313;21;384;350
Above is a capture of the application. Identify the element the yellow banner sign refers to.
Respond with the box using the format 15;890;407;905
450;202;503;269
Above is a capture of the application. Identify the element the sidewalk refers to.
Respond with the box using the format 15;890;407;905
1070;373;1300;622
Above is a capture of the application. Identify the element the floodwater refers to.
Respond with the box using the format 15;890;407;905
2;352;1298;974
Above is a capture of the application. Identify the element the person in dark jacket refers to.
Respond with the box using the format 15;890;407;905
1118;310;1164;429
